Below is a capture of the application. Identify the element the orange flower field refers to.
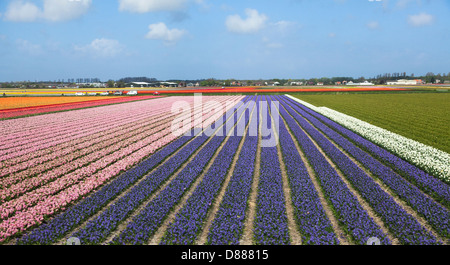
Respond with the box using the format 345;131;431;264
0;97;119;111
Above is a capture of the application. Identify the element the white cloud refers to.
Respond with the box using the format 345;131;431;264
3;0;92;22
226;9;268;34
16;39;43;55
328;32;336;38
145;22;187;43
118;0;188;13
220;4;233;12
397;0;411;8
262;37;283;49
74;38;125;58
396;0;422;9
4;1;41;22
367;21;380;30
42;0;92;22
408;12;434;27
272;20;298;32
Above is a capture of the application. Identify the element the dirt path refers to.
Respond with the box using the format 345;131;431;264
275;102;350;245
240;97;262;245
267;98;302;245
148;98;252;245
196;100;257;245
287;96;449;244
278;99;399;245
103;135;211;244
53;98;231;245
324;135;448;245
54;129;199;245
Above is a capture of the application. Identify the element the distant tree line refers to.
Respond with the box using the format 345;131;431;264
118;77;158;83
2;73;449;89
367;72;450;85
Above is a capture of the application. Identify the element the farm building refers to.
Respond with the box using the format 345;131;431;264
386;79;423;85
346;81;374;86
131;82;153;87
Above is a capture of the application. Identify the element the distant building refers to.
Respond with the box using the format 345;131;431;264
346;81;374;86
316;82;324;86
131;82;152;87
386;79;423;85
159;82;178;87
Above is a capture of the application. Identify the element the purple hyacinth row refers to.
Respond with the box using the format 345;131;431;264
283;96;450;209
206;137;258;244
123;134;227;245
69;97;250;245
206;100;258;245
113;97;255;245
278;95;440;245
279;96;450;240
277;97;390;245
267;96;339;245
68;134;209;244
252;95;290;245
160;97;255;245
16;130;195;245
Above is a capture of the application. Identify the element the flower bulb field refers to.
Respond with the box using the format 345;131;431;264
0;94;449;245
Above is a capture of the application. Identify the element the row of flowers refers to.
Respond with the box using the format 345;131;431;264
0;97;196;162
157;134;233;245
0;121;175;220
1;96;232;170
269;96;339;245
0;95;160;119
0;119;173;213
159;98;253;245
1;96;236;193
285;95;450;183
287;98;450;210
1;100;141;146
72;97;249;244
71;134;212;244
0;110;170;180
206;99;258;245
278;97;391;245
283;96;450;240
206;136;258;244
252;96;290;245
279;95;441;244
0;100;168;163
17;132;195;245
1;96;244;243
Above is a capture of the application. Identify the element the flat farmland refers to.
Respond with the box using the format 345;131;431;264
292;93;450;154
1;95;448;246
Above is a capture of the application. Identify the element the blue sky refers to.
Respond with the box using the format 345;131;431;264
0;0;449;82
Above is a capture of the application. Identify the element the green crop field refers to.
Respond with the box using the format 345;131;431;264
291;92;450;154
